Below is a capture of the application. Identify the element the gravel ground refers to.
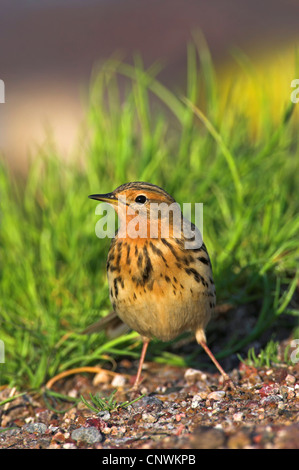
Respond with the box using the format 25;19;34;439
1;355;299;449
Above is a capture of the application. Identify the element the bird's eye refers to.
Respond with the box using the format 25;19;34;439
135;195;147;204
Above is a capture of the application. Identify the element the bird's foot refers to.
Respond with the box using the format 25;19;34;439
220;374;237;392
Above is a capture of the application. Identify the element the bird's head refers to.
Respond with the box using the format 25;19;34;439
89;181;182;239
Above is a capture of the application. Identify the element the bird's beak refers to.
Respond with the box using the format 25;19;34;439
88;192;118;205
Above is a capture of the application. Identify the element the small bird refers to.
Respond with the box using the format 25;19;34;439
88;182;233;390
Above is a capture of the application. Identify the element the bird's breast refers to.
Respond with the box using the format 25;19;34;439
106;236;216;340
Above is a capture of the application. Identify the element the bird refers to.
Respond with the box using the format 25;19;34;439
88;182;233;391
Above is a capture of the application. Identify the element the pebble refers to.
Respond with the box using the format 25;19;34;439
23;422;47;434
207;391;226;401
52;431;65;443
92;370;111;386
287;390;296;399
48;425;59;433
24;417;34;424
191;394;204;409
260;394;283;406
142;412;159;423
233;412;244;422
110;426;119;435
71;426;103;444
131;396;163;411
63;443;77;449
175;413;185;422
68;388;78;398
111;374;126;387
97;410;111;421
285;374;296;385
184;368;207;384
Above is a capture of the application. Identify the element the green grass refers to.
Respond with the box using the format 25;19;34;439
238;340;280;368
0;43;299;390
80;390;144;413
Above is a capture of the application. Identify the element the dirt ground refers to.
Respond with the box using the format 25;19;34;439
1;301;299;450
1;348;299;450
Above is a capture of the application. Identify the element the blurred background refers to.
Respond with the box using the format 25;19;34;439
0;0;298;173
1;0;299;390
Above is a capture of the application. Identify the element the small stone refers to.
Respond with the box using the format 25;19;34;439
285;374;296;385
111;374;126;387
287;390;296;400
261;394;283;406
259;383;280;397
184;368;207;384
92;370;111;386
64;408;77;421
118;426;127;435
86;417;110;434
207;391;226;401
97;411;111;422
35;408;52;424
175;413;186;422
110;426;119;435
214;424;223;430
191;394;204;408
101;426;111;435
233;412;244;422
52;431;65;443
24;417;34;424
280;385;290;398
63;443;77;449
68;388;78;398
142;412;158;423
155;385;167;394
71;426;103;444
23;422;47;434
48;443;61;449
131;396;163;411
48;425;59;433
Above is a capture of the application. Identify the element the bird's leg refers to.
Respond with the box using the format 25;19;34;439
131;337;150;392
198;339;236;391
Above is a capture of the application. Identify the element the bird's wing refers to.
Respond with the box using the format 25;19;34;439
82;310;130;338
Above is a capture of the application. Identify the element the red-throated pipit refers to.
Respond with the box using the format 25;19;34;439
88;182;234;390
